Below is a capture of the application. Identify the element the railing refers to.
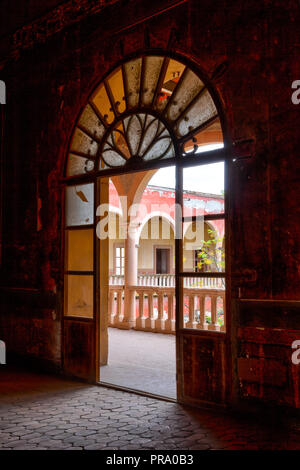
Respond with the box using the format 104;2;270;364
108;284;225;333
109;275;124;285
109;274;223;288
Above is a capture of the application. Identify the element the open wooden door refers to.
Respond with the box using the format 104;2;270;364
63;182;98;381
175;162;229;407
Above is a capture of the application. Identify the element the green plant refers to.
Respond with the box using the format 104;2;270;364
196;230;225;269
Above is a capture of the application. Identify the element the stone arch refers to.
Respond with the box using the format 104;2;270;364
137;212;175;244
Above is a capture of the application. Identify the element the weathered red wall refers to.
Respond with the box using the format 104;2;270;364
0;0;300;407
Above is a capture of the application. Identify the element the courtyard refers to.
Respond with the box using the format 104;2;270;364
100;328;176;398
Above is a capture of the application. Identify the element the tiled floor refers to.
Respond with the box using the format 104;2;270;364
0;366;300;450
100;328;176;398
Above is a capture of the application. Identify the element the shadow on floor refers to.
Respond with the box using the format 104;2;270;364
0;366;300;449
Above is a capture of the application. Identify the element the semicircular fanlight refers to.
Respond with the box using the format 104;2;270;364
100;113;174;168
65;55;223;177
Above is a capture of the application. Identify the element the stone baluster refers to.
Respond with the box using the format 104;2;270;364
145;292;155;330
136;290;146;330
116;290;124;324
155;292;165;331
186;294;197;329
208;295;220;331
197;294;207;330
165;293;175;333
220;293;226;332
108;290;116;325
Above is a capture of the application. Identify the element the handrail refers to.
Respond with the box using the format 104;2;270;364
109;274;224;289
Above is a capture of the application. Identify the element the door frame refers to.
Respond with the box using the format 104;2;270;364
61;50;232;405
62;155;231;404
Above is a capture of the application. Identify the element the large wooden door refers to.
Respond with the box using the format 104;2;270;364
175;163;229;406
63;182;98;381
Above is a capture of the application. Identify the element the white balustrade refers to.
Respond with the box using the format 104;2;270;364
109;275;124;286
108;275;225;334
109;273;222;289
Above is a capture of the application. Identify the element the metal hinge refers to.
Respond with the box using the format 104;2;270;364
232;138;255;161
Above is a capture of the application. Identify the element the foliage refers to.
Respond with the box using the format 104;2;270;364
196;229;225;273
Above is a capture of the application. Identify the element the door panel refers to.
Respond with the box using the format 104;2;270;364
63;320;95;381
179;333;227;405
176;162;228;405
63;182;97;381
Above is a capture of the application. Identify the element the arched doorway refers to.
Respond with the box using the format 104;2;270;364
63;52;228;405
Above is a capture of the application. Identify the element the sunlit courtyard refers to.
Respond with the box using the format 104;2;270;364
100;328;177;399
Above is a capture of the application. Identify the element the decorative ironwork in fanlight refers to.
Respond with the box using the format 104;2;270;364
66;55;223;177
101;114;174;169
